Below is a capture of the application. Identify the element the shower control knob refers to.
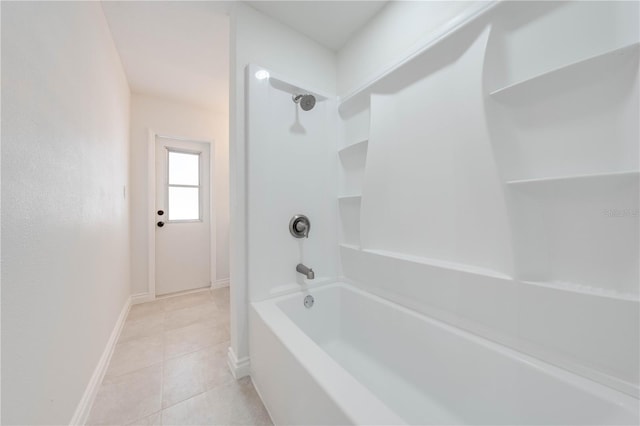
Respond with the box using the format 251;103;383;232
289;214;310;238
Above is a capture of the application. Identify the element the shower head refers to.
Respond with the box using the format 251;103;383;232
292;93;316;111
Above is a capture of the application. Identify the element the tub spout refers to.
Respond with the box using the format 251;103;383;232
296;263;315;280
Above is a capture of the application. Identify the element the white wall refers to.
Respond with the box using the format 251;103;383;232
129;93;229;295
229;2;336;368
337;1;486;96
1;2;131;423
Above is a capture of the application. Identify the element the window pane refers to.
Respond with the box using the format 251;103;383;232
168;187;199;220
168;151;199;185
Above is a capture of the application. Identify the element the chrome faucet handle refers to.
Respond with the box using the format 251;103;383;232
289;214;310;238
295;221;308;237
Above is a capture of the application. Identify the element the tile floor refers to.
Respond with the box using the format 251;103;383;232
87;287;272;425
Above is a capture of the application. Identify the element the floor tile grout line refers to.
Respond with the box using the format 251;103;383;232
91;292;232;425
121;321;227;346
88;361;165;425
163;319;227;334
161;300;217;314
103;338;229;382
103;360;164;381
160;373;238;412
122;311;166;326
120;308;222;347
165;303;224;324
163;312;227;334
162;309;225;331
123;314;167;327
127;409;163;426
107;318;228;380
163;339;231;363
98;338;231;418
105;338;229;381
128;292;218;320
160;333;233;410
114;325;166;347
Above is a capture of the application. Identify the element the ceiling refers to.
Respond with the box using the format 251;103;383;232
101;1;230;111
101;1;386;110
246;1;388;50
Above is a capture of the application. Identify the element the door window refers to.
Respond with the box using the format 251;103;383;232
167;150;201;221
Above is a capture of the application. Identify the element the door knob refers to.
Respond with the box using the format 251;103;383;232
157;221;165;228
157;210;164;216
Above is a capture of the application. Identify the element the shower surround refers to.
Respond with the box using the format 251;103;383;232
240;2;639;424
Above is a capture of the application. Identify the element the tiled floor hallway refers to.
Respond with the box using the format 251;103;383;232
87;287;272;425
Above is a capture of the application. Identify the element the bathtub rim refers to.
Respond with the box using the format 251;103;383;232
252;281;639;423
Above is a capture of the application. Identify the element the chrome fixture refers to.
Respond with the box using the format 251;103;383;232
292;93;316;111
296;263;315;280
304;295;314;308
289;214;310;238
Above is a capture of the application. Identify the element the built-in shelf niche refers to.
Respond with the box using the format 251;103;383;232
509;170;639;297
487;42;639;182
485;31;640;298
338;94;369;250
506;170;639;186
338;139;368;156
340;104;370;150
338;194;362;201
339;243;361;251
341;238;639;302
521;280;638;303
338;140;368;196
364;248;511;281
338;195;361;248
490;42;640;99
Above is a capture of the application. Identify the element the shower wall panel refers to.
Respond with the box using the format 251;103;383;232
337;1;640;397
361;27;512;276
246;65;339;302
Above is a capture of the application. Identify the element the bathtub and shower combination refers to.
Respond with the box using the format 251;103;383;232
243;2;640;425
250;283;638;425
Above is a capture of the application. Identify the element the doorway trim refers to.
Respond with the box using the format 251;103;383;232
140;129;216;302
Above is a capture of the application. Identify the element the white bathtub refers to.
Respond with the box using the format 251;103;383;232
249;282;639;425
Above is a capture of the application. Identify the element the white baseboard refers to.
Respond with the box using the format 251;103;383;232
69;296;131;425
212;278;230;289
131;292;154;305
227;346;250;379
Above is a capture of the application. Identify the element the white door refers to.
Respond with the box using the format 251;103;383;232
155;136;211;295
